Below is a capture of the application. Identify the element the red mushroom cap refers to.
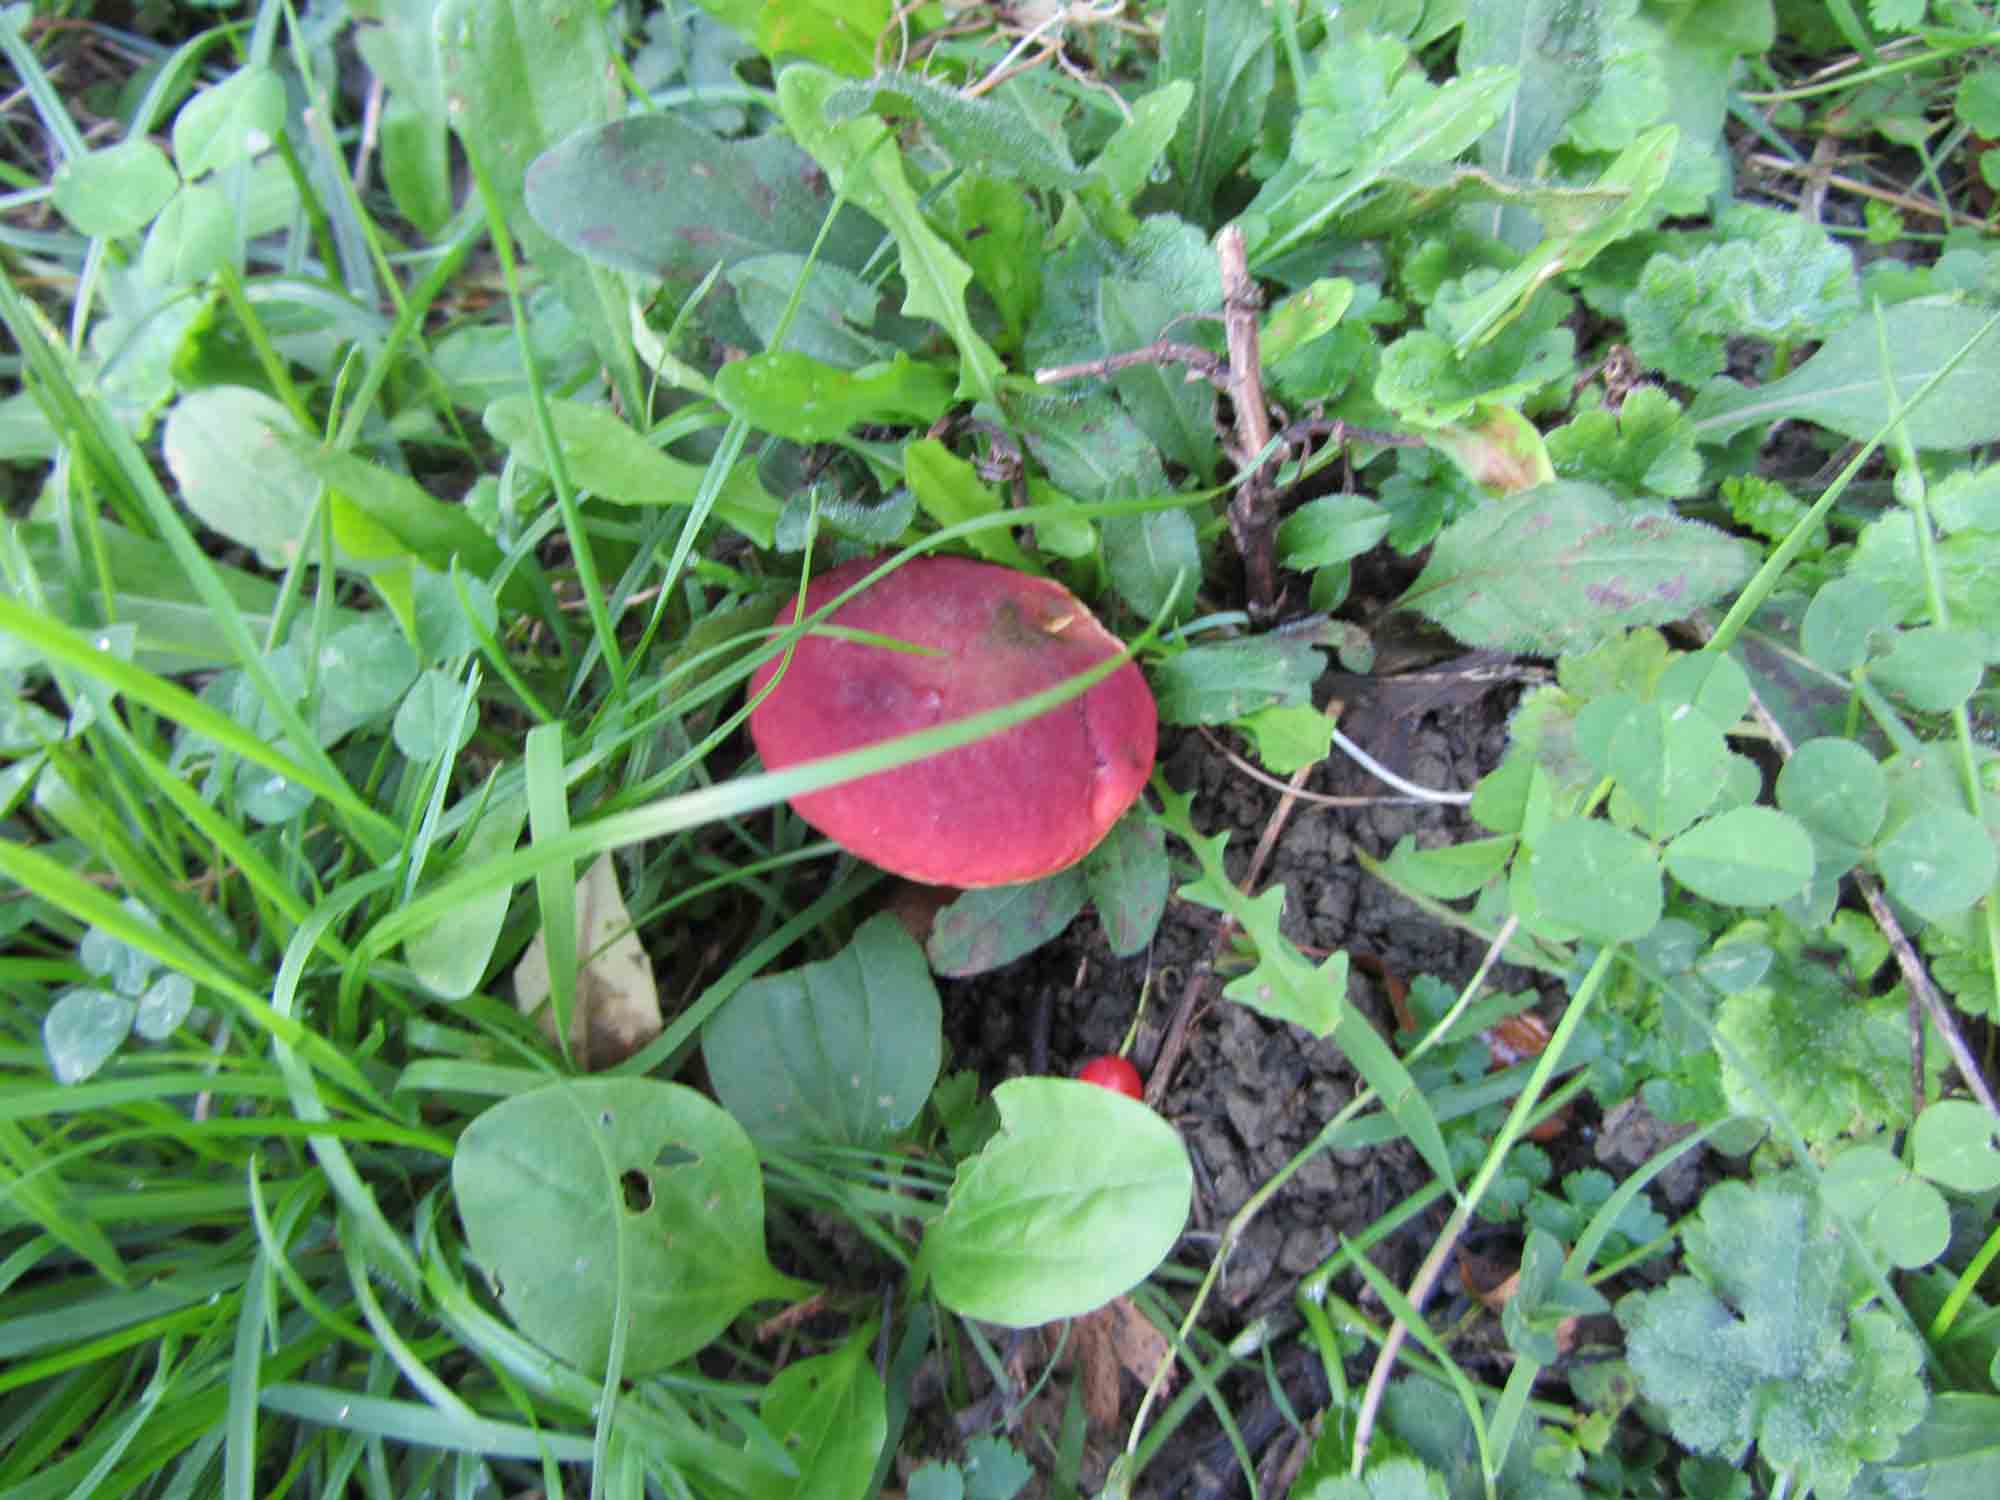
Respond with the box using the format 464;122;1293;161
748;555;1157;887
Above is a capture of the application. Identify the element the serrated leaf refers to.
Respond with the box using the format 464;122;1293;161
1397;481;1754;654
924;1078;1191;1326
1688;300;2000;449
1616;1175;1927;1496
704;915;941;1145
825;74;1087;189
926;871;1088;978
777;65;1003;402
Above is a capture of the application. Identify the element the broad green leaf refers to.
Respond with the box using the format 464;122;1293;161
1102;509;1200;622
727;253;888;365
404;787;526;1000
924;1078;1191;1326
1606;698;1728;841
161;387;323;568
286;439;506;580
1777;738;1886;874
716;351;954;443
1657;650;1750;728
705;0;891;77
1909;1100;2000;1194
942;173;1044;349
438;0;641;415
1617;1175;1927;1497
1802;574;1893;672
1151;636;1324;725
1663;807;1813;908
1262;278;1355;364
1876;806;1998;923
1460;0;1618;250
1163;0;1274;214
392;669;476;762
172;66;286;178
1398;481;1755;654
927;871;1089;978
1099;277;1219;482
1529;819;1661;942
483;396;780;546
1011;390;1164;501
705;914;941;1145
760;1325;887;1500
133;972;194;1040
1279;495;1392;571
452;1078;811;1374
526;113;876;282
355;0;453;235
824;74;1088;188
1688;300;2000;449
1380;834;1515;901
903;437;1032;569
776;65;1003;402
1083;813;1170;958
1822;1145;1950;1271
1869;626;1984;713
50;140;179;239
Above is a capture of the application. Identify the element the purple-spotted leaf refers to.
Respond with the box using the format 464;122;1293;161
928;869;1089;977
1398;481;1754;653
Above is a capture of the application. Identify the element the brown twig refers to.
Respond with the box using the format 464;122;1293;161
1217;226;1278;617
1034;341;1230;390
1733;656;1999;1122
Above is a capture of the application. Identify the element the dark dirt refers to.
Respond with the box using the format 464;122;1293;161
923;631;1703;1497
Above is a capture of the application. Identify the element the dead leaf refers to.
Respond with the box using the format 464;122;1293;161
1457;1249;1583;1355
514;853;662;1069
1064;1295;1176;1428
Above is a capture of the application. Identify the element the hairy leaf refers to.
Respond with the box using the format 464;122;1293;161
1398;481;1755;653
1617;1175;1926;1496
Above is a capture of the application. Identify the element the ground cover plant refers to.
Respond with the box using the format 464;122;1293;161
4;0;2000;1496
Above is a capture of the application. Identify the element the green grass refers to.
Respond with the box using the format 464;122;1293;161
4;2;2000;1497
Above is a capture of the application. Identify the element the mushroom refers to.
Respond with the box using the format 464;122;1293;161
748;555;1157;887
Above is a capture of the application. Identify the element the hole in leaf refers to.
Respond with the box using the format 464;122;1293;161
620;1170;653;1213
599;1110;614;1127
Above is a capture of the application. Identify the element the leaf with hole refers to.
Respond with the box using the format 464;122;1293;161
452;1078;812;1375
705;914;941;1143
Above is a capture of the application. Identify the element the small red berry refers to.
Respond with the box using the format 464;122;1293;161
1076;1055;1143;1099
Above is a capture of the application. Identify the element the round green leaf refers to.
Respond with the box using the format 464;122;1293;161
704;914;942;1147
141;181;233;285
452;1078;811;1375
1664;807;1814;908
1777;738;1887;856
172;66;286;179
1822;1146;1950;1271
134;973;194;1041
1876;806;1997;922
1657;651;1750;729
393;670;476;762
162;387;320;568
1868;626;1984;713
1801;576;1890;672
43;988;136;1084
1909;1100;2000;1193
1609;699;1727;840
925;1078;1192;1327
1528;819;1662;943
51;140;179;238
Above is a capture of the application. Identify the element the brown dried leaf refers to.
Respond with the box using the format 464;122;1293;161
514;853;662;1069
